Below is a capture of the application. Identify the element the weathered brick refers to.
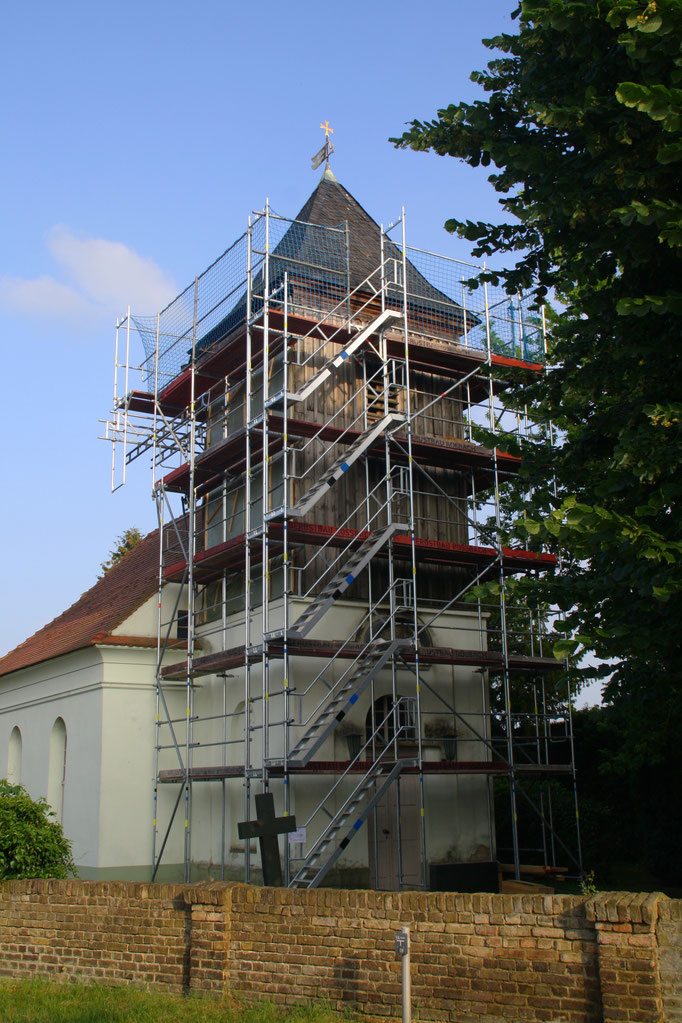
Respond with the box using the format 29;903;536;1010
0;880;679;1023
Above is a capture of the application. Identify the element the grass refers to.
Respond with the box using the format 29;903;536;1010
0;979;354;1023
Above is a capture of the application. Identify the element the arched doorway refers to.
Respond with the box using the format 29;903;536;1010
365;696;421;891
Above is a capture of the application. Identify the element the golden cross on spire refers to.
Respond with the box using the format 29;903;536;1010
311;121;335;171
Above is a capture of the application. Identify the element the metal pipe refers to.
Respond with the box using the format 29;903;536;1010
282;270;291;885
399;214;427;890
244;215;254;884
183;276;199;883
262;199;271;783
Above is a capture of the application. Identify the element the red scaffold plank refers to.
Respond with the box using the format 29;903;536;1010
157;759;571;783
161;636;561;681
159;421;520;495
162;521;555;584
154;309;545;411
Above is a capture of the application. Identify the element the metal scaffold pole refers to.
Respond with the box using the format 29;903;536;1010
183;276;199;883
244;215;254;884
110;318;120;493
151;489;165;875
483;268;521;883
261;199;270;789
282;271;291;885
399;210;428;890
151;311;160;490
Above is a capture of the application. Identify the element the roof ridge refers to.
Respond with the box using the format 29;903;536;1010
0;528;162;678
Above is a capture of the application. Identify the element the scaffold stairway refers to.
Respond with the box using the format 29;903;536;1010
287;412;406;518
287;637;411;767
289;522;408;638
286;308;402;404
288;759;408;889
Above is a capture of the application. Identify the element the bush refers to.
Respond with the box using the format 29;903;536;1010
0;780;75;879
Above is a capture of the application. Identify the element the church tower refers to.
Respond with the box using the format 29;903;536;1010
107;165;578;890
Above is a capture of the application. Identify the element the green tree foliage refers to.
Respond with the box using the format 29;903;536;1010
0;780;75;880
571;706;682;888
99;526;143;578
392;0;682;764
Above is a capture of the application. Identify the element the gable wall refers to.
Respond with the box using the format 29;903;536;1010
111;585;185;639
0;639;170;880
0;648;105;869
182;600;493;881
97;646;160;875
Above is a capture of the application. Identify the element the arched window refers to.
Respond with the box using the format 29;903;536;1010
365;695;416;746
47;718;67;821
7;726;22;784
356;612;433;666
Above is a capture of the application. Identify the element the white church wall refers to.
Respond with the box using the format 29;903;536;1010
0;591;494;884
182;597;496;882
111;585;185;640
7;726;22;784
93;631;201;881
95;646;159;879
0;648;105;871
0;595;191;883
147;675;192;880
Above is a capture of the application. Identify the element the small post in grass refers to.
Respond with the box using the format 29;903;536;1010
394;926;411;1023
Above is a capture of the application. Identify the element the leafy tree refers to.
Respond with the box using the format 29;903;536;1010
0;780;75;880
571;706;682;888
99;526;143;578
392;0;682;764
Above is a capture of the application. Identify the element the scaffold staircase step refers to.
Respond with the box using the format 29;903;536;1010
289;522;408;639
288;759;408;889
287;309;402;404
287;637;411;767
287;412;405;519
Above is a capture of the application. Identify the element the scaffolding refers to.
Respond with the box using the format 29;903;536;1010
103;190;582;890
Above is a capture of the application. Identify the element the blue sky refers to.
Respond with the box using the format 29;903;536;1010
0;0;600;704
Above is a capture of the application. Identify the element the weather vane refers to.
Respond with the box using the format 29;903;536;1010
311;121;335;171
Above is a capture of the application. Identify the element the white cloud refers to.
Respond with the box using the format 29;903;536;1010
0;226;177;326
47;225;177;313
0;275;93;320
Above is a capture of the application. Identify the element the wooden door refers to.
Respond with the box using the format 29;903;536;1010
369;773;421;890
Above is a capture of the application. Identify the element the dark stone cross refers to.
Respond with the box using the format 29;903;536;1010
238;791;297;886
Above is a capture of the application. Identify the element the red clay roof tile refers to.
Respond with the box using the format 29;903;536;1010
0;530;161;678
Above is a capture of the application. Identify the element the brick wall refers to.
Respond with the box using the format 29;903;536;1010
228;886;602;1021
658;900;682;1022
0;881;680;1022
0;880;190;992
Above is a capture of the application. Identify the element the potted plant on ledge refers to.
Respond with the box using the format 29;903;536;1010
336;721;364;760
424;717;459;761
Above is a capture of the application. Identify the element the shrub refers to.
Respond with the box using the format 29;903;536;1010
0;779;75;879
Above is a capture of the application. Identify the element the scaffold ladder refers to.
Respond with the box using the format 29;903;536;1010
289;759;409;889
289;522;408;638
287;412;405;518
285;308;402;404
287;637;411;766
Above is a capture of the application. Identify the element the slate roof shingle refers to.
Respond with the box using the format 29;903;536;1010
195;171;469;358
288;171;470;328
